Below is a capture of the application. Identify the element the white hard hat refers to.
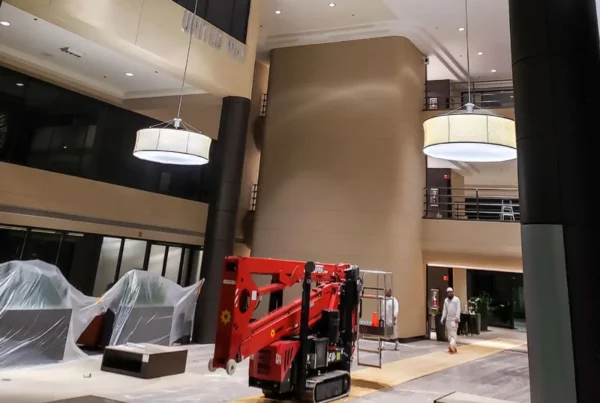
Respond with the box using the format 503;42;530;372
447;287;454;292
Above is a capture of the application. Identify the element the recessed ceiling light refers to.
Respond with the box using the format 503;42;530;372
125;72;134;77
16;83;24;87
275;10;282;15
491;69;497;73
329;2;336;7
458;27;465;31
478;52;484;56
0;21;11;27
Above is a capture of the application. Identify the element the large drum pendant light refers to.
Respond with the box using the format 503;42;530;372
133;0;211;166
422;0;516;163
423;103;516;162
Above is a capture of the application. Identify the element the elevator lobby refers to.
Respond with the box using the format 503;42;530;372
0;0;598;402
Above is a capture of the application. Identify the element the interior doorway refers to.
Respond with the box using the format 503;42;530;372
468;269;525;331
426;265;526;336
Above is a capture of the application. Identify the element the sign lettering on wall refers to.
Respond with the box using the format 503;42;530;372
182;10;247;62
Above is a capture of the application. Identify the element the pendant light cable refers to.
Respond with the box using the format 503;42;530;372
177;0;199;120
133;0;211;166
465;0;472;105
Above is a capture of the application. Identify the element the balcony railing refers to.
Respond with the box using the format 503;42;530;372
249;183;258;211
424;80;514;111
423;187;520;222
260;94;268;117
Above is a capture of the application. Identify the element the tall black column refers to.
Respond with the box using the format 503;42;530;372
193;96;250;343
509;1;599;402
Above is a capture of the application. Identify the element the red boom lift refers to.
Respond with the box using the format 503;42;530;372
208;257;361;403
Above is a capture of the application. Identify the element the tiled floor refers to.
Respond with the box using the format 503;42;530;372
364;350;530;403
0;328;530;403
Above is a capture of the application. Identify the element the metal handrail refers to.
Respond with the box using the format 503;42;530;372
423;186;519;222
428;186;517;191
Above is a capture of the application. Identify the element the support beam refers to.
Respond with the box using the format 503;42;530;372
509;0;599;401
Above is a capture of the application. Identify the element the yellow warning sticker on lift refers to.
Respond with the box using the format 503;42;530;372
270;329;276;338
221;310;231;325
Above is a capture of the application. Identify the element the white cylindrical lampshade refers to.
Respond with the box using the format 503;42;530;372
133;127;212;165
423;113;517;162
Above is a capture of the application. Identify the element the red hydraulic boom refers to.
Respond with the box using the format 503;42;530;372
208;257;361;403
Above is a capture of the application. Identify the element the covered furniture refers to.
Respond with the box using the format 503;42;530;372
80;270;203;347
0;260;100;368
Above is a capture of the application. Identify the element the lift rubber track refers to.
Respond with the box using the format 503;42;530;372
303;370;351;403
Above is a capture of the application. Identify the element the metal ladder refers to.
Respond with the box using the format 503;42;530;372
500;200;516;221
356;269;394;369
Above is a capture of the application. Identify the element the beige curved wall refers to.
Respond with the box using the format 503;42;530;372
422;219;522;272
253;37;427;338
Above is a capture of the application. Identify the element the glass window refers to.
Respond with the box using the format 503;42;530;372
1;65;212;203
55;232;83;280
159;172;171;193
0;225;27;263
93;237;122;296
120;239;147;275
84;125;96;149
0;112;8;152
147;244;166;274
165;247;183;283
49;126;66;150
178;248;194;286
21;229;62;264
31;127;53;151
191;249;203;284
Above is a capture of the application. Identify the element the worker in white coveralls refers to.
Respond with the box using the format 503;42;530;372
441;287;461;353
380;288;400;350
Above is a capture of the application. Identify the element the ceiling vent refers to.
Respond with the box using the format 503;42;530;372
59;47;84;58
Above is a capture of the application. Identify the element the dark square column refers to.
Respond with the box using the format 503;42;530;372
509;1;600;401
193;96;250;343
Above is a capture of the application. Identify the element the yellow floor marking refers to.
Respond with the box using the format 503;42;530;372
230;338;526;403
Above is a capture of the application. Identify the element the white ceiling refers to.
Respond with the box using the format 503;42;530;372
259;0;512;82
261;0;600;81
0;3;203;100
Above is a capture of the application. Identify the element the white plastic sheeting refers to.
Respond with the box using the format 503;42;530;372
0;260;204;369
101;270;204;346
0;260;102;368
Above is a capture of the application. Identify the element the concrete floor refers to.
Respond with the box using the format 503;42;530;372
0;328;530;403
